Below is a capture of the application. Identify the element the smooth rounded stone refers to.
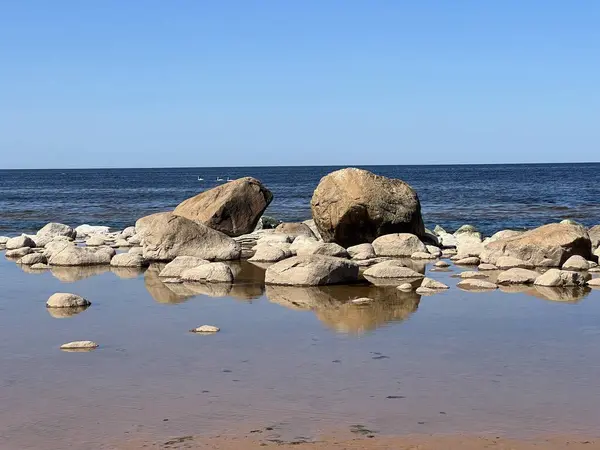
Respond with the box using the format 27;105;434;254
274;222;315;238
136;212;241;261
114;238;131;247
420;277;449;289
159;256;210;278
397;283;414;291
302;219;322;240
484;229;523;245
75;224;111;237
121;226;136;238
456;279;498;290
455;256;480;265
533;269;591;287
458;271;489;279
363;260;424;279
5;247;32;258
351;297;374;305
425;245;442;257
346;243;376;260
562;255;590;271
17;253;47;265
353;257;393;267
497;268;540;285
495;256;534;270
249;244;290;263
0;236;9;244
310;168;424;248
85;235;106;246
411;251;436;260
46;293;91;308
478;263;498;271
127;234;141;245
37;222;76;239
174;177;272;237
455;232;484;258
454;224;479;235
129;246;144;255
265;255;359;286
289;235;318;253
48;242;116;266
6;235;36;250
434;260;450;268
190;325;220;333
587;278;600;288
30;263;50;270
296;242;349;258
441;248;457;257
60;340;98;350
110;252;148;267
416;286;444;296
372;233;427;257
481;223;592;267
437;232;458;248
181;262;234;283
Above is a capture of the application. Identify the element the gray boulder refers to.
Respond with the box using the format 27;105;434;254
46;293;91;308
181;262;234;283
347;243;376;260
17;253;47;265
496;268;540;285
562;255;590;271
47;241;116;266
249;244;290;263
6;235;36;250
136;212;240;261
37;223;76;240
110;253;148;267
265;255;359;286
275;222;315;238
159;256;210;278
363;260;424;279
534;269;591;287
310;168;424;247
5;247;32;258
296;242;349;258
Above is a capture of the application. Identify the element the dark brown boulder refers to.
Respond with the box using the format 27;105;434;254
310;168;424;247
174;177;272;237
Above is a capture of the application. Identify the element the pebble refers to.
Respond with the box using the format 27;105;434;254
190;325;220;333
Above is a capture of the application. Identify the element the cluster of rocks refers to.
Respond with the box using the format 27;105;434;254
2;169;599;299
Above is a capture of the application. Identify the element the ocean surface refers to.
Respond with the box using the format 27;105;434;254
1;163;600;236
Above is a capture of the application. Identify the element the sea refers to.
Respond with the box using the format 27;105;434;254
1;163;599;236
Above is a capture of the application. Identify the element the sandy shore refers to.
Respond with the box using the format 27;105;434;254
117;432;600;449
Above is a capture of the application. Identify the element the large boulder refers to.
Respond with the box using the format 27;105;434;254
265;255;359;286
173;177;272;237
533;269;591;287
480;223;592;267
310;168;424;247
589;225;600;249
135;212;241;261
37;223;76;240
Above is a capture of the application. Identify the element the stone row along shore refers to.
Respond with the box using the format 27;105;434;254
1;168;599;298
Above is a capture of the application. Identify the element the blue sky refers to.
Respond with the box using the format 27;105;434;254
0;1;598;168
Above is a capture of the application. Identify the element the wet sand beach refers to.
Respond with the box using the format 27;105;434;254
2;255;600;449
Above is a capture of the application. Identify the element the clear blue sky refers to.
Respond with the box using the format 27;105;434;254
1;1;598;168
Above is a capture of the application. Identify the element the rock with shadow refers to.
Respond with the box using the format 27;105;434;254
266;284;420;334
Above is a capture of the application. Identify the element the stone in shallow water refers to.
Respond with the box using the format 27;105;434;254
30;263;49;270
181;262;234;283
60;341;98;350
46;293;91;308
351;297;374;305
478;263;498;271
458;271;488;279
434;260;450;268
249;244;290;263
416;286;444;296
372;233;427;257
110;252;148;268
6;235;36;250
496;256;533;270
5;247;32;258
17;253;47;265
587;278;600;288
265;255;359;286
420;277;449;289
533;269;590;287
496;268;540;285
454;257;480;265
159;256;210;278
457;279;498;290
190;325;220;333
411;251;436;260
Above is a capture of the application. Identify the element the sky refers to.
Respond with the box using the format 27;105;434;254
0;1;598;169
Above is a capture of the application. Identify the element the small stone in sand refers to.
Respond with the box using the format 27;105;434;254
60;340;99;350
190;325;220;333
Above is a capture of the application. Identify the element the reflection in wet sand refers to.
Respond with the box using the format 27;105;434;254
111;266;145;279
46;305;90;318
50;265;111;282
266;284;420;334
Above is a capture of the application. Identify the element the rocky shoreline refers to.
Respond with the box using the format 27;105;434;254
1;168;599;297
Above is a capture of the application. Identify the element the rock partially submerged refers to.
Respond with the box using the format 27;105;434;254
420;277;449;289
457;279;498;290
47;242;115;266
110;253;148;268
174;177;272;237
249;244;290;263
190;325;220;333
181;262;234;283
533;269;591;287
46;293;91;308
17;253;47;265
60;341;98;350
561;255;590;271
363;260;424;279
6;235;36;250
136;212;240;261
310;168;424;247
265;255;359;286
497;268;540;285
481;223;592;267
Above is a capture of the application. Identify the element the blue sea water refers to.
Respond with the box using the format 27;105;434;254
1;164;599;236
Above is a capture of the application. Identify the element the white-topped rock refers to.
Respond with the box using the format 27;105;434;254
60;340;98;350
496;256;534;270
346;243;376;260
265;255;359;286
190;325;220;333
420;277;449;289
48;242;115;266
533;269;590;287
497;268;540;285
249;244;290;263
363;260;424;279
372;233;427;257
110;253;148;267
455;257;480;265
296;242;349;258
458;271;489;279
75;224;111;237
561;255;590;271
181;262;234;283
457;279;498;290
159;256;210;278
6;235;36;250
46;293;91;308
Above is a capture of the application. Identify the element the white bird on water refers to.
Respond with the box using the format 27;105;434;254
197;176;204;181
216;177;224;181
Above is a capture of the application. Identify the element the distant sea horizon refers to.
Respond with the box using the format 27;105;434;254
1;163;599;236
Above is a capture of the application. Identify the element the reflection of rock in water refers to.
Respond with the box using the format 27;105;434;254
266;284;420;334
499;284;590;303
144;265;196;304
50;265;110;282
111;266;145;279
230;283;264;301
18;264;47;275
46;305;89;318
183;282;233;298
